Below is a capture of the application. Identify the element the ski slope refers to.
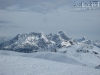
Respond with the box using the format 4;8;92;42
0;51;100;75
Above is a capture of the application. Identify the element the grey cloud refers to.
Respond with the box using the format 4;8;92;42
1;0;100;13
0;20;18;29
0;26;20;29
1;0;100;9
0;25;5;28
0;0;16;9
0;20;10;23
0;0;73;12
10;25;19;28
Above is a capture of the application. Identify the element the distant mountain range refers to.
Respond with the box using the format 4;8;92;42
0;37;10;43
0;31;100;53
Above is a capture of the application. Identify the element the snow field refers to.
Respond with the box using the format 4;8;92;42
0;55;100;75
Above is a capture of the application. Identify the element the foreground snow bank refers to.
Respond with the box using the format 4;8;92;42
0;55;100;75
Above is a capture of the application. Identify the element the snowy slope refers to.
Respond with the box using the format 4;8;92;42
0;50;100;69
0;54;100;75
0;50;83;66
57;45;100;68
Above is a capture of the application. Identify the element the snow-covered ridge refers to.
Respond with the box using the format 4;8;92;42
0;31;100;53
0;31;72;52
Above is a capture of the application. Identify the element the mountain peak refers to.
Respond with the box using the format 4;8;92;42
28;32;43;38
13;34;20;40
29;32;42;35
58;31;65;35
57;31;70;41
82;36;86;40
77;36;87;42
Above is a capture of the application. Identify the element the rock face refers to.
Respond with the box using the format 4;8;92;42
0;31;100;53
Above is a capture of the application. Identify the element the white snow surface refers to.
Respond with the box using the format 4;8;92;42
0;50;100;75
0;50;82;66
57;45;100;68
0;54;100;75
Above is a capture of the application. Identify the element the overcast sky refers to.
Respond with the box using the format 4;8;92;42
0;0;100;40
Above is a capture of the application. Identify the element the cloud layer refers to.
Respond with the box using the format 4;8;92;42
0;20;10;23
0;0;100;40
1;0;100;13
0;0;73;12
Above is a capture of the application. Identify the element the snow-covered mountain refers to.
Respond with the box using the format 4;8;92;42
76;37;100;48
0;31;73;52
0;31;100;74
0;31;100;53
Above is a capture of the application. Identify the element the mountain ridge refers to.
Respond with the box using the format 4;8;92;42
0;31;100;53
